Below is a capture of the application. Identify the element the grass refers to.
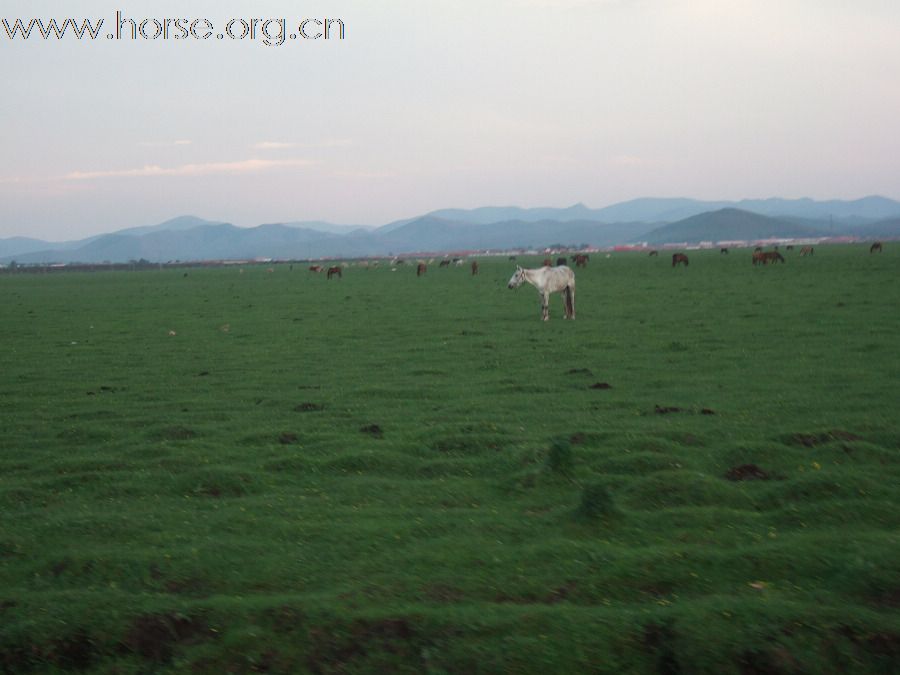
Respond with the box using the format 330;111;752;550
1;245;899;673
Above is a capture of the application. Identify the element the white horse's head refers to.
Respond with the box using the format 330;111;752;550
507;265;526;289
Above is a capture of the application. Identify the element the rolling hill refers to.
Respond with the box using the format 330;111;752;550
641;208;829;244
847;217;900;239
3;196;898;263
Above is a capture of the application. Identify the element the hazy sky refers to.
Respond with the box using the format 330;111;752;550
3;0;899;239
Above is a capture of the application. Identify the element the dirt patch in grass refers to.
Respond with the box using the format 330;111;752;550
655;405;683;414
835;625;900;662
360;424;383;438
122;612;213;663
492;584;579;605
0;628;99;672
431;435;503;454
737;646;801;675
788;430;863;447
641;622;681;675
651;406;717;416
725;464;772;481
86;385;119;395
266;605;307;634
306;617;421;673
873;588;900;609
44;630;97;671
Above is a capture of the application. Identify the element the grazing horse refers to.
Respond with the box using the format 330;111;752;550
800;246;814;256
786;245;794;251
417;263;427;277
720;248;729;255
672;253;689;267
574;254;588;268
439;260;450;268
309;265;323;273
327;266;342;279
754;251;784;265
507;265;575;321
471;260;479;275
871;241;883;253
648;250;658;257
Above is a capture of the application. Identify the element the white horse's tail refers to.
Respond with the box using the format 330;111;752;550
564;285;575;319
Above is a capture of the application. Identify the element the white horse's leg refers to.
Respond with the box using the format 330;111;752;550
568;285;575;320
541;291;550;321
560;290;569;319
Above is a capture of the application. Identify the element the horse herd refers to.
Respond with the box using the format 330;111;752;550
308;265;343;279
417;260;479;277
300;242;885;321
653;242;882;268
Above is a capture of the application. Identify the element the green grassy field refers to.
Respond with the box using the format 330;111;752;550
1;246;898;674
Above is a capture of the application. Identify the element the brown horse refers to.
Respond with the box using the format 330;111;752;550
309;265;323;273
471;261;479;275
672;253;689;267
542;258;553;267
417;263;427;277
799;246;814;256
753;251;784;265
871;241;883;253
648;250;658;257
327;266;342;279
574;254;588;267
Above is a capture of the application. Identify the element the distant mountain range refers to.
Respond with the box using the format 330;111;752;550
2;196;899;264
641;209;827;244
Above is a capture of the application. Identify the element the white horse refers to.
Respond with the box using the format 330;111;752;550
507;265;575;321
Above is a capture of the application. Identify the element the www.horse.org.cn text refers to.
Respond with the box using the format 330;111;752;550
2;12;346;47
